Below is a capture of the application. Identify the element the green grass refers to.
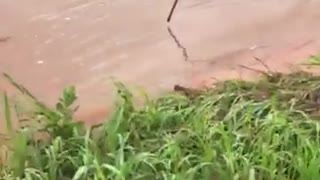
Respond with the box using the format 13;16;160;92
303;55;320;66
2;71;320;179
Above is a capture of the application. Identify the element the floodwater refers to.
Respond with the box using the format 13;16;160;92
1;0;320;124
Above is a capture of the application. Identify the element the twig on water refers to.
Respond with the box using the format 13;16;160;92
2;73;49;110
254;57;272;73
167;26;189;61
167;0;179;23
238;64;270;76
167;0;189;61
238;56;275;76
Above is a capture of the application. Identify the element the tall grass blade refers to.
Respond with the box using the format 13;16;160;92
3;92;12;133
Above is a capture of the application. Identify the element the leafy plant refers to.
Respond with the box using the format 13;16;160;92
2;71;320;179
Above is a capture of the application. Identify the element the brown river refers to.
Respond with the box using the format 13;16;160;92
1;0;320;125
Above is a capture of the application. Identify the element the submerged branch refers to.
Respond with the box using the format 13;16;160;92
167;26;189;61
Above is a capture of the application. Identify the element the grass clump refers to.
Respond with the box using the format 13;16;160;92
2;71;320;179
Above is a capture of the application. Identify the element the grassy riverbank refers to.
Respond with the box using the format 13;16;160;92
2;70;320;179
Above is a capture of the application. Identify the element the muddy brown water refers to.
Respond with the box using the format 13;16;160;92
1;0;320;127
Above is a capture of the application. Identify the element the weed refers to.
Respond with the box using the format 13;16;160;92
1;71;320;179
303;55;320;66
